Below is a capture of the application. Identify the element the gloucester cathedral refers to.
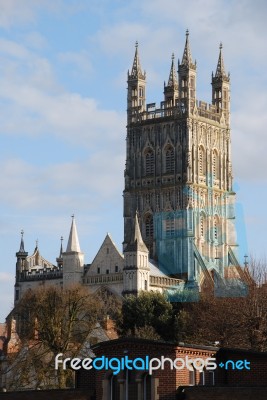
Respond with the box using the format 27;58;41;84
14;31;247;305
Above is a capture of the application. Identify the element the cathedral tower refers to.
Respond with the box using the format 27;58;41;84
123;32;239;288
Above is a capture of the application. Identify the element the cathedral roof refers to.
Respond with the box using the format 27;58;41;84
88;233;123;269
148;259;171;278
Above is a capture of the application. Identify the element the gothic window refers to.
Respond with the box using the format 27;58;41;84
199;146;206;175
212;150;219;179
145;214;153;241
200;213;206;240
165;146;175;173
145;149;154;175
214;216;219;242
166;214;175;237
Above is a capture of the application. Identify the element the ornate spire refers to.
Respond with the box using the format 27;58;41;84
166;53;178;88
56;236;64;267
129;41;145;79
19;229;25;252
16;229;28;259
181;29;194;67
125;211;148;252
59;236;63;258
215;42;227;78
66;215;81;252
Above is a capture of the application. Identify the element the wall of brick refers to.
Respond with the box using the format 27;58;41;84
177;386;267;400
216;348;267;386
0;389;94;400
77;338;217;400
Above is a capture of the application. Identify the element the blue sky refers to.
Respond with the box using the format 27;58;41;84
0;0;267;321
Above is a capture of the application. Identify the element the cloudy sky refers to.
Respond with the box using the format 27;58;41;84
0;0;266;321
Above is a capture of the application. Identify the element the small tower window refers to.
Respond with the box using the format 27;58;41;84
214;216;219;242
165;147;174;173
199;146;206;175
200;213;205;240
97;267;100;274
115;265;118;273
145;149;154;175
106;269;109;275
145;214;153;240
166;215;175;237
212;150;219;179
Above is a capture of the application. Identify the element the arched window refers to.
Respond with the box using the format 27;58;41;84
199;146;206;175
145;149;154;175
212;150;219;179
165;147;174;173
166;214;175;237
214;216;219;242
145;214;153;241
200;213;205;240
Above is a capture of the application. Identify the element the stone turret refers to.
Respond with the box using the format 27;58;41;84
62;215;84;286
212;43;230;125
164;53;179;107
123;212;150;295
178;30;197;114
127;41;146;123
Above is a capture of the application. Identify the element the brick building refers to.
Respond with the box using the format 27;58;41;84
76;338;267;400
77;338;217;400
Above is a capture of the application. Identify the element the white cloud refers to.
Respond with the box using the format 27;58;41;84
58;50;93;76
0;149;124;212
0;272;13;283
0;0;81;28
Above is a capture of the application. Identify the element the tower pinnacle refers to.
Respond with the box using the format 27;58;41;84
167;53;178;88
66;216;81;252
129;41;145;79
215;42;227;78
181;29;194;67
59;236;63;258
19;229;25;252
125;211;148;253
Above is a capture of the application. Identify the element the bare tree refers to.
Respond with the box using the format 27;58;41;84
5;285;103;389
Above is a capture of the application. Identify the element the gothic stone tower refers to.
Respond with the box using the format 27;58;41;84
123;32;239;288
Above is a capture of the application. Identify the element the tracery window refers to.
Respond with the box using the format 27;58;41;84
200;213;206;240
212;150;219;179
166;214;175;237
199;146;206;175
145;149;154;175
214;216;219;242
145;214;153;241
165;147;175;173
